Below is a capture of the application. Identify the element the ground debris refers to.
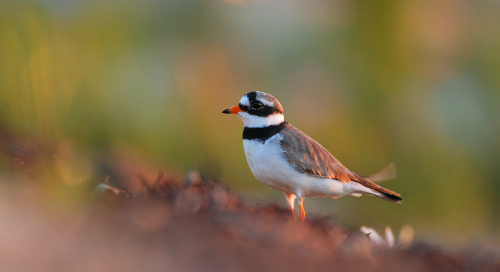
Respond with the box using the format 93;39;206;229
0;169;497;272
88;170;500;272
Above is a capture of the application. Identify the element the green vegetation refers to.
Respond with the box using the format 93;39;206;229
0;0;498;245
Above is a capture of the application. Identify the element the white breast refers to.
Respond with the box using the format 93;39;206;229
242;134;361;198
243;135;296;193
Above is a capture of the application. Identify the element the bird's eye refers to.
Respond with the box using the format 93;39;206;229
251;101;263;110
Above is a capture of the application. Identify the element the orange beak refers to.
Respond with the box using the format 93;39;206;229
222;105;242;114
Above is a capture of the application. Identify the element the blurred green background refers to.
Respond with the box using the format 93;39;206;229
0;0;498;245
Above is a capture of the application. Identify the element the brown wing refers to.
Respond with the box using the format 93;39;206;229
280;123;352;182
279;124;401;196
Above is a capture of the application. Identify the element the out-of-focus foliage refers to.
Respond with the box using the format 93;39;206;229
0;0;498;245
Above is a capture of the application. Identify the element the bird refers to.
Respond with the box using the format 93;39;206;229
222;91;403;221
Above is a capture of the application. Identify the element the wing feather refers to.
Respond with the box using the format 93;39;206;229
279;123;401;196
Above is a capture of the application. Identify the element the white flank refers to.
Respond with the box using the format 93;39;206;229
243;134;368;199
238;112;284;128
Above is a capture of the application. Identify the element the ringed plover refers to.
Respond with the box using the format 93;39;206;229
222;91;402;221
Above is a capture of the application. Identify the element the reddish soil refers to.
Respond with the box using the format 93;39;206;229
6;172;488;272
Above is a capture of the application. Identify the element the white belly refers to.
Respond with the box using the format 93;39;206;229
242;135;362;198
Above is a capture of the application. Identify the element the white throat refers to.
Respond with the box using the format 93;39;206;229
238;112;284;128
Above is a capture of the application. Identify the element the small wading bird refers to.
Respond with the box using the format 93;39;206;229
223;91;402;221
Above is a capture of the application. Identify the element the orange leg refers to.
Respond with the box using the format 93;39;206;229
285;193;296;218
299;197;305;221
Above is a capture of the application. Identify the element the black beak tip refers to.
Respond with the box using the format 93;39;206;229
222;109;230;114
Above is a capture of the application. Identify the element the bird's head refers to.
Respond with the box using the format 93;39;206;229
222;91;284;128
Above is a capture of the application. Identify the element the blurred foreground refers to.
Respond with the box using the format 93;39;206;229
2;167;499;272
2;168;499;272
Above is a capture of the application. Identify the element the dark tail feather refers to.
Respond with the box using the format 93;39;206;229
379;191;403;203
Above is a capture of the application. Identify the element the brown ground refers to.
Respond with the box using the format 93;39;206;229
1;171;498;272
0;132;498;272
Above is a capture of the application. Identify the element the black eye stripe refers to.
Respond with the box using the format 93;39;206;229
238;103;249;111
239;104;279;117
251;101;263;109
239;92;283;117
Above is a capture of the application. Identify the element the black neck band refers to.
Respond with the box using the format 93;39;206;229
243;122;287;143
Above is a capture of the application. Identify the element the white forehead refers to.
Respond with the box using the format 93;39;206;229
239;92;274;107
239;95;250;106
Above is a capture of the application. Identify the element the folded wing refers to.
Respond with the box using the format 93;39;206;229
279;123;401;198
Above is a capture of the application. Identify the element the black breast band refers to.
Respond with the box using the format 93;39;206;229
242;122;287;143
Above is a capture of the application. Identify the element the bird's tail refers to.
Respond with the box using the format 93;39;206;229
367;163;397;183
349;164;403;203
370;165;403;203
377;190;403;203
